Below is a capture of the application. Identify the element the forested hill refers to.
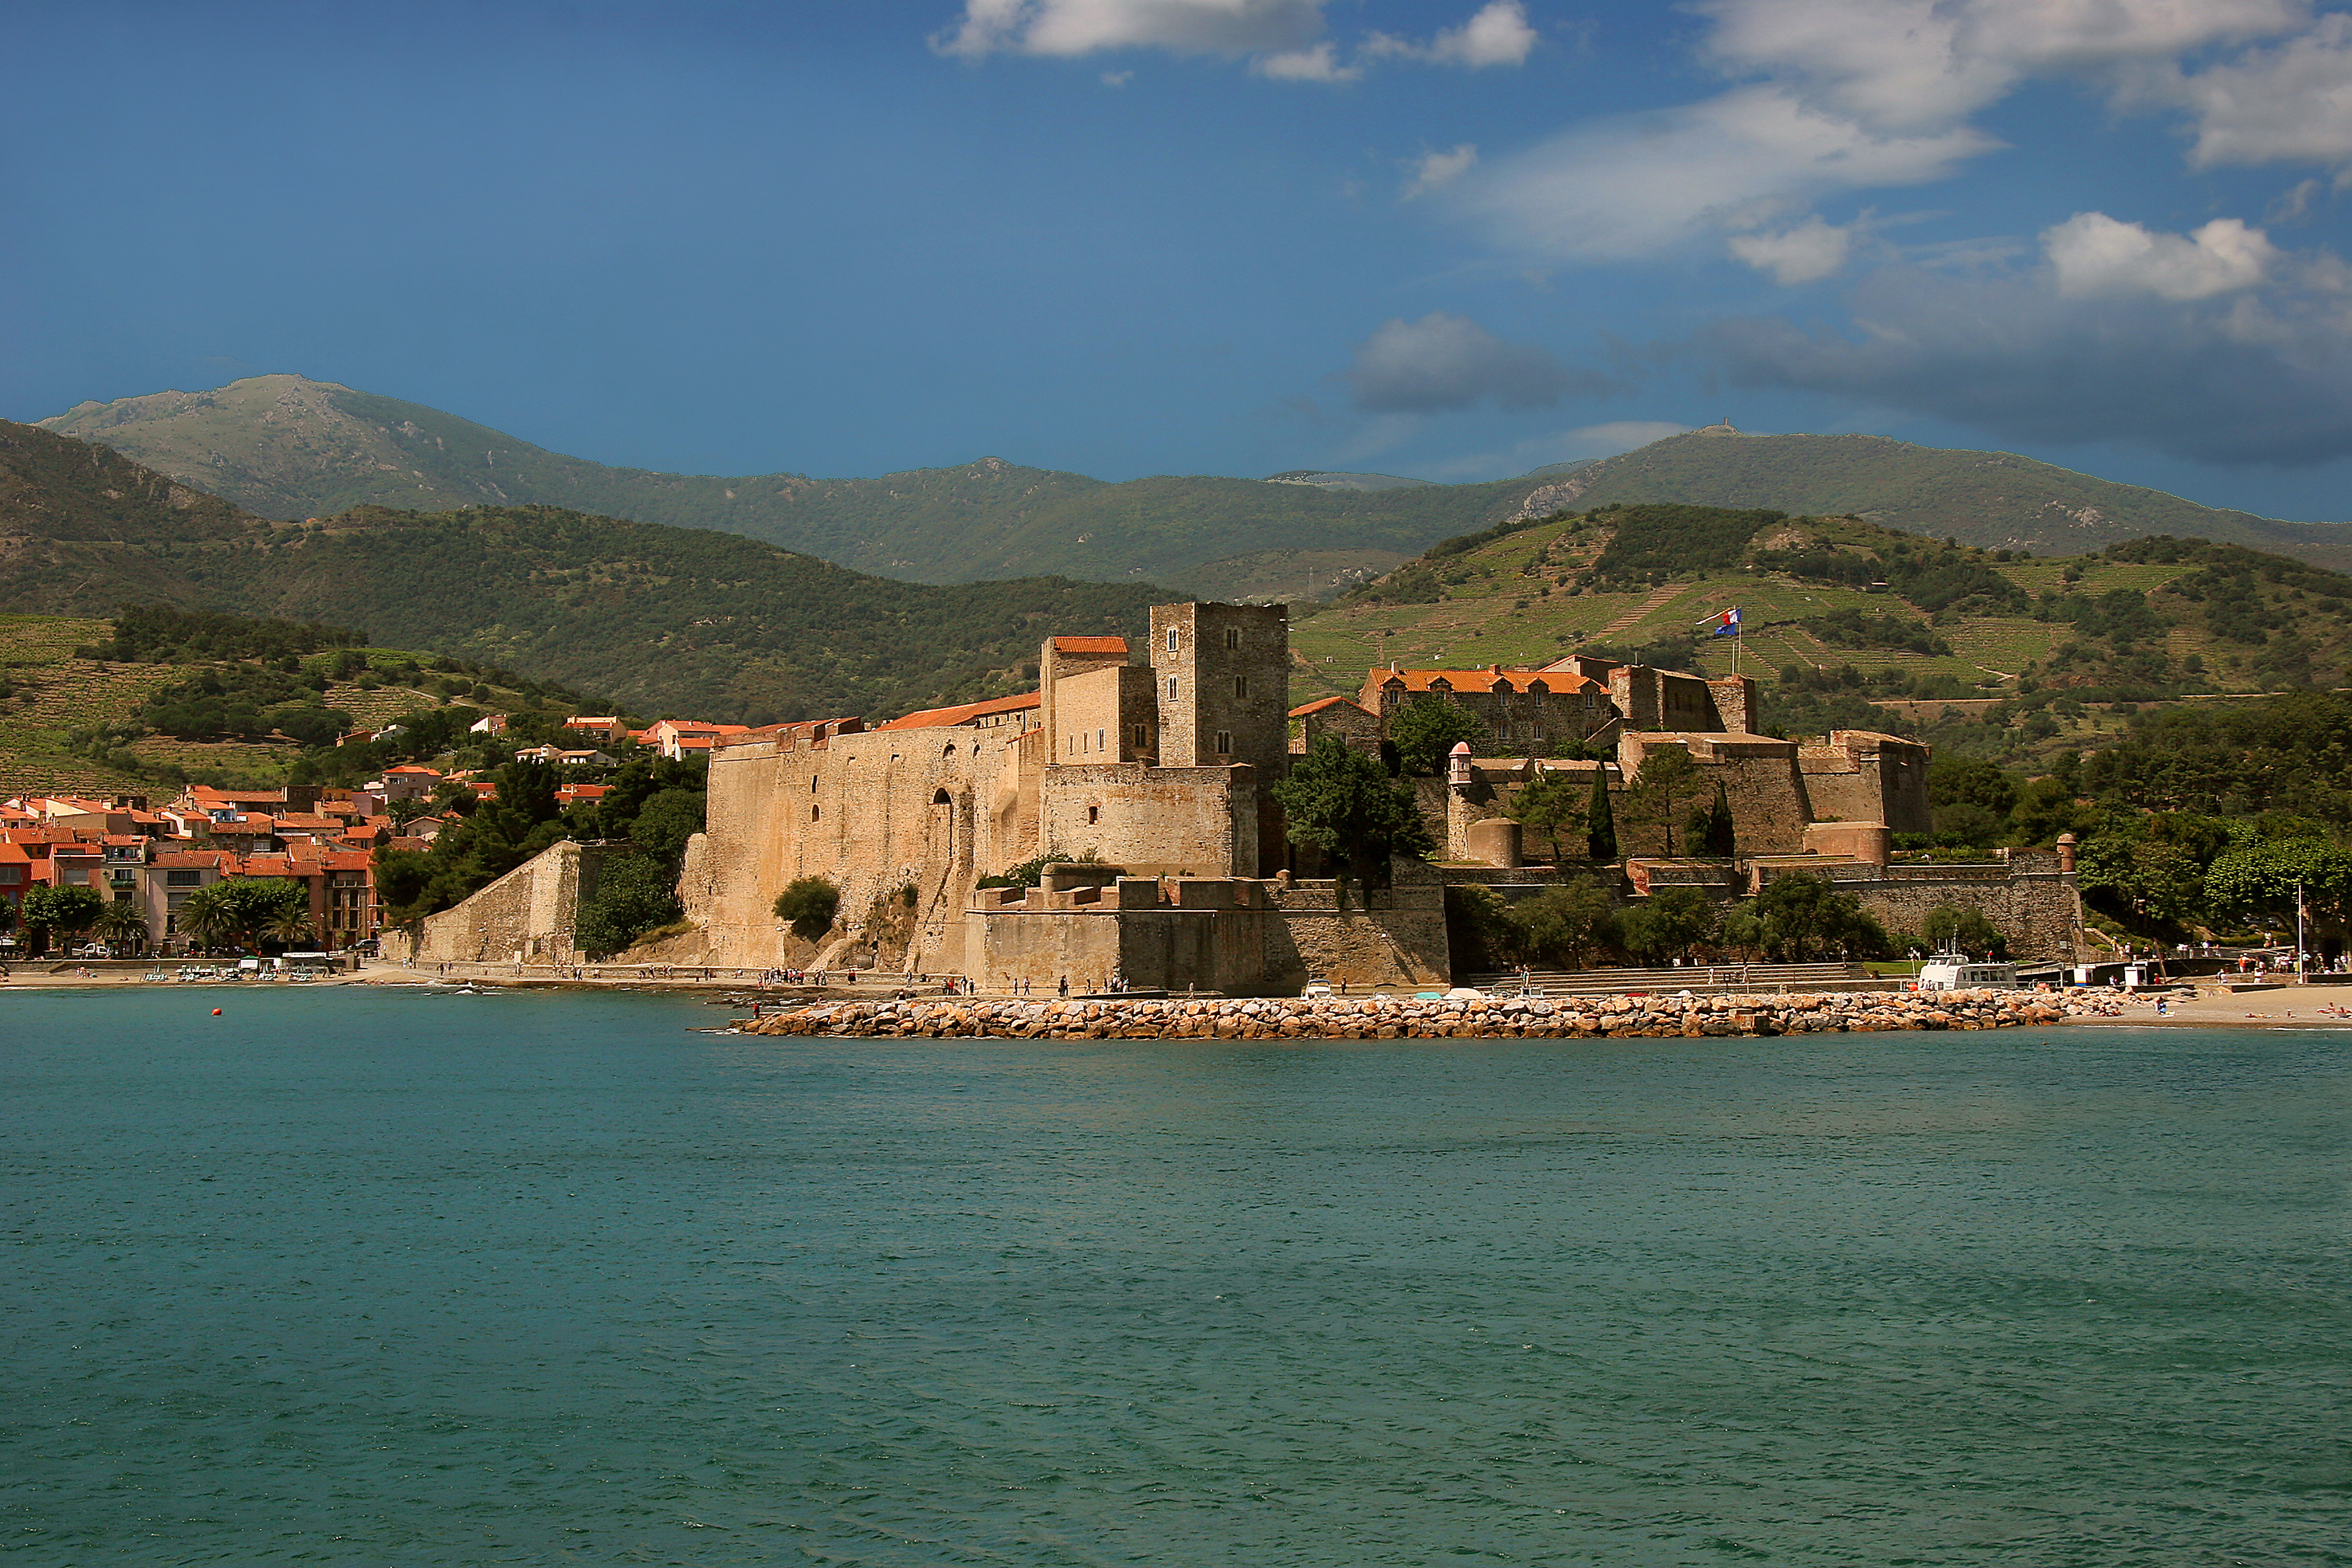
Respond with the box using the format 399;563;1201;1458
1537;428;2352;570
0;419;1163;722
44;374;2352;589
36;376;1527;597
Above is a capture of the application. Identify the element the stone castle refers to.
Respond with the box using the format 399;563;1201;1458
410;598;2082;988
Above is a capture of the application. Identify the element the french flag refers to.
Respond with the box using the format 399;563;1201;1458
1708;607;1741;635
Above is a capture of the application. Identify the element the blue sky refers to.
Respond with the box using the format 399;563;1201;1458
7;1;2352;520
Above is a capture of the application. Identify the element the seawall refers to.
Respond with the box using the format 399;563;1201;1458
746;988;2098;1040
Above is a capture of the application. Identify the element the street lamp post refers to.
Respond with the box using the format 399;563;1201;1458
2296;880;2307;985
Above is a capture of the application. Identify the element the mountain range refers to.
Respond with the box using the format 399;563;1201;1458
42;374;2352;586
0;418;1160;722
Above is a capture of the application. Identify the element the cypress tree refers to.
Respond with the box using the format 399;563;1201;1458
1704;781;1736;857
1585;765;1618;864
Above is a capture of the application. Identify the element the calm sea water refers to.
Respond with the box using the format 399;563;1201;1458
3;989;2347;1567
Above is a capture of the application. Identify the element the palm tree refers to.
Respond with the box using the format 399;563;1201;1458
94;900;149;954
266;905;317;950
175;884;238;953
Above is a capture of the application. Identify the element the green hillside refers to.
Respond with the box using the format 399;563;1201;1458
1542;427;2352;568
37;376;1525;596
0;609;570;798
1;420;1164;724
45;374;2351;591
1293;502;2352;772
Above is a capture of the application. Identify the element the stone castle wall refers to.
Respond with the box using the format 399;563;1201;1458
1774;850;2081;959
966;862;1449;995
406;840;611;965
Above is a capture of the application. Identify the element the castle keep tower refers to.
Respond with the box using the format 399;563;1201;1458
1151;601;1290;868
1150;602;1289;772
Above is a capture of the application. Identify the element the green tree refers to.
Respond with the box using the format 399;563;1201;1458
1752;874;1890;961
1701;781;1736;858
1445;884;1522;972
1510;877;1618;968
627;788;706;864
1719;901;1766;961
175;883;238;950
2205;839;2352;923
94;900;150;951
1512;769;1583;864
21;885;104;953
1585;766;1618;863
1922;903;2006;958
774;876;842;942
1621;746;1703;856
1387;697;1488;777
266;903;317;949
202;878;310;950
574;854;684;959
1617;886;1719;963
1271;737;1437;890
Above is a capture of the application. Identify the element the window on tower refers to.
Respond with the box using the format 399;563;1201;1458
1233;674;1247;698
1215;730;1232;755
1223;627;1239;651
1166;676;1178;699
1166;627;1180;653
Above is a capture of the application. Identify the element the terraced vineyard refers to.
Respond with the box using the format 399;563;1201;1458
0;613;549;798
1288;505;2352;765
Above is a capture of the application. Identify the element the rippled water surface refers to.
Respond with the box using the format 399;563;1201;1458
4;989;2348;1565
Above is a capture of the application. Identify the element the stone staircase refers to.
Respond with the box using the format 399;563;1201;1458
1466;961;1897;996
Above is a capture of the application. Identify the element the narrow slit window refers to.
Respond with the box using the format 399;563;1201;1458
1215;730;1232;755
1223;627;1239;651
1166;676;1178;699
1233;675;1248;698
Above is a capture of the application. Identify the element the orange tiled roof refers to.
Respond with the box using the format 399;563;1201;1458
1289;696;1374;718
1362;668;1601;696
875;691;1042;732
1049;635;1128;655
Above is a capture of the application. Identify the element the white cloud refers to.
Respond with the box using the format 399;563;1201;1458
1346;312;1600;412
2045;212;2278;299
1442;0;2326;268
1368;2;1537;68
1728;214;1854;283
933;0;1325;60
2164;11;2352;170
1402;143;1478;200
937;0;1533;79
1698;238;2352;464
1458;86;1990;262
1253;41;1358;80
1701;0;2306;133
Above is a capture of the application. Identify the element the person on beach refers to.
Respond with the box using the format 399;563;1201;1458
1058;976;1069;999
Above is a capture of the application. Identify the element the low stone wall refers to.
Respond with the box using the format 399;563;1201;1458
747;987;2090;1040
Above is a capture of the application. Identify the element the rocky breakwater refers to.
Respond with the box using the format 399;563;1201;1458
744;989;2087;1041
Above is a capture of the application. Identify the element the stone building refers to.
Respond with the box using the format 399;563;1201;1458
1359;664;1619;753
1289;695;1381;753
674;601;1329;984
407;607;2073;977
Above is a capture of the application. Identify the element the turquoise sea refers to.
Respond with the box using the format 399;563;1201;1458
3;988;2347;1566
